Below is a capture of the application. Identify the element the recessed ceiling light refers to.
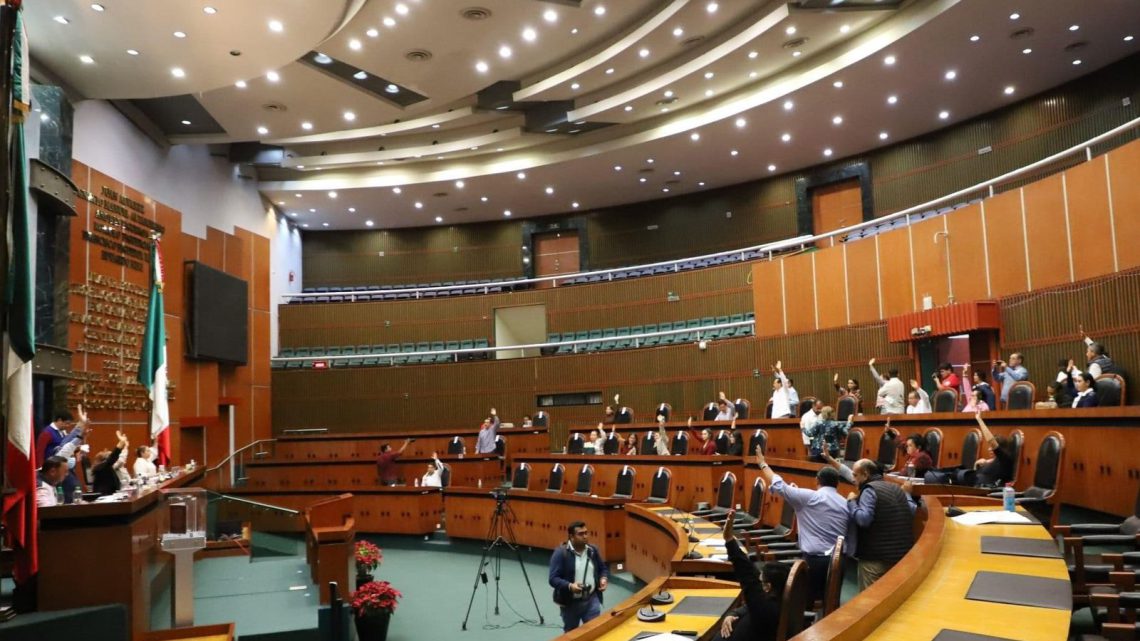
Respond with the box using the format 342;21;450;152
639;48;650;58
383;16;397;27
647;158;654;163
523;27;537;42
180;119;191;125
839;24;850;34
545;187;554;195
234;80;248;89
365;220;375;227
501;210;511;218
785;25;796;35
455;180;465;188
268;19;284;32
395;3;409;15
605;67;615;74
673;26;683;37
392;187;402;194
475;61;489;73
499;45;512;58
823;148;833;157
173;31;187;38
833;80;844;88
1125;35;1135;42
879;131;889;140
385;84;399;94
91;3;105;11
673;170;681;176
887;94;898;104
969;34;980;42
594;5;606;16
301;223;309;228
321;222;330;227
1069;24;1079;31
171;67;185;78
698;181;706;187
295;193;302;198
660;107;669;113
79;54;94;64
366;28;379;37
544;9;558;22
832;115;843;125
328;191;337;199
939;110;950;120
1072;59;1082;65
354;71;368;80
1022;48;1032;54
571;27;579;34
729;149;738;156
53;15;70;24
571;82;580;90
944;70;957;80
781;133;791;142
748;51;759;60
348;207;356;213
349;39;362;51
1003;85;1015;95
783;100;794;111
623;105;633;112
480;196;489;202
663;90;675;98
127;49;139;55
749;71;758;78
706;2;718;13
572;202;580;208
704;71;715;79
435;216;443;223
690;132;700;141
639;177;647;183
413;201;423;209
517;172;526;180
662;188;670;193
343;111;356;121
257;126;269;135
1009;12;1020;20
614;165;622;171
767;164;777;171
704;89;714;97
203;6;217;14
267;70;280;82
884;55;896;65
314;53;333;64
735;117;746;128
792;51;802;58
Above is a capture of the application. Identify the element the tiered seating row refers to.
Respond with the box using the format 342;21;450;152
273;338;490;368
842;200;978;242
543;313;756;354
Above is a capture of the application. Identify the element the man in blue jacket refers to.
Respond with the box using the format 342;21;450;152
549;521;609;632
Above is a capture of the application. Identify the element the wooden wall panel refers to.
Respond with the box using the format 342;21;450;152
251;232;272;313
201;227;226;270
782;253;817;334
844;239;880;325
983;190;1029;297
813;246;848;329
1022;175;1072;290
909;216;950;308
944;203;990;303
1065;160;1115;281
751;260;784;337
1108;138;1140;270
876;230;914;318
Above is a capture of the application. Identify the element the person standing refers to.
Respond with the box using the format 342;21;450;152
475;408;500;454
92;430;131;495
847;459;917;591
991;353;1029;406
770;361;794;419
714;391;737;421
420;452;445;488
868;358;905;415
549;521;609;632
906;380;931;414
133;445;157;478
1080;325;1119;378
799;400;822;452
376;438;411;486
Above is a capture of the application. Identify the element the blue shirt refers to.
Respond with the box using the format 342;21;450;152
769;473;849;556
992;364;1028;402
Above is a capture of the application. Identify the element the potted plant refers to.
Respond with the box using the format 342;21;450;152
350;580;402;641
354;540;383;588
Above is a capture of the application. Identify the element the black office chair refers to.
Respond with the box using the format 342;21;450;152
573;464;595;496
959;428;982;469
641;430;657;455
715;430;730;455
703;402;719;421
1096;374;1126;407
836;395;857;422
612;466;635;498
639;467;668;504
692;471;737;520
843;428;864;463
446;437;464;455
923;427;943;468
732;477;765;529
655;403;672;421
603;433;620;455
439;462;451;488
533;411;549;428
494;435;506;457
670;431;688;456
615;407;634;424
1006;381;1036;410
511;462;531;490
797;397;817;419
876;428;900;472
566;433;585;455
932;388;959;412
734;398;751;419
546;463;565;493
988;431;1065;527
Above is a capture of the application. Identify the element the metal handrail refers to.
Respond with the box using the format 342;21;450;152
205;438;277;473
272;319;755;363
206;490;301;515
284;115;1140;302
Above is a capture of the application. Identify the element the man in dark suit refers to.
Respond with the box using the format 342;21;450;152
549;521;609;632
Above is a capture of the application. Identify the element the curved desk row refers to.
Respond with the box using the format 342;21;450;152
241;454;503;490
220;486;444;535
272;426;549;462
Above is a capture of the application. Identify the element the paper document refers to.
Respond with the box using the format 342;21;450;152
701;538;727;547
952;511;1032;525
634;634;698;641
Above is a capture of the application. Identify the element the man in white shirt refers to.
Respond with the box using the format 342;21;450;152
770;361;793;419
653;417;671;455
906;380;931;414
714;391;737;421
868;358;906;414
133;445;157;478
800;400;823;447
421;452;446;487
36;456;72;507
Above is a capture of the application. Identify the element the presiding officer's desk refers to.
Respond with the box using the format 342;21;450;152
37;466;206;640
559;577;741;641
219;486;443;534
242;453;503;490
624;504;737;581
271;426;548;462
443;487;628;561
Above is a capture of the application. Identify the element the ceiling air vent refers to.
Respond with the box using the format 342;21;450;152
655;97;678;106
433;192;448;198
783;37;809;50
1064;41;1088;52
664;179;681;185
681;36;705;47
638;167;655;174
262;102;287;112
461;7;491;21
1010;28;1035;40
405;49;433;62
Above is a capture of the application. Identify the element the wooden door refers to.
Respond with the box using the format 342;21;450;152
534;231;580;289
812;179;862;248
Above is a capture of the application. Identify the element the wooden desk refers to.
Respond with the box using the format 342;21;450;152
559;577;741;641
243;454;502;490
443;487;628;561
220;487;443;535
272;427;549;463
37;468;205;640
304;494;355;605
513;453;742;511
624;504;737;582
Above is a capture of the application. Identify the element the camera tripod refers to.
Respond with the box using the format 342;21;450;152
460;491;545;630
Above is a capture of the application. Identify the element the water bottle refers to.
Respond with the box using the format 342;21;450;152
477;478;483;489
1002;483;1016;512
55;486;64;505
73;488;83;504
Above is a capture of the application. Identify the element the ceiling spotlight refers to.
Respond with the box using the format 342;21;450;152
91;3;105;11
544;9;558;22
268;19;284;32
385;84;399;93
395;3;409;15
545;187;554;195
343;111;356;121
571;27;579;34
707;2;718;13
235;80;247;88
295;193;303;198
698;181;706;187
314;53;333;64
832;115;843;125
366;28;379;37
605;67;615;74
646;158;654;163
879;131;888;140
673;170;681;176
321;222;330;227
748;71;758;78
690;132;700;141
1009;12;1020;20
1022;48;1032;54
328;191;337;199
257;126;269;135
704;89;714;97
614;165;622;171
781;133;791;142
392;187;402;194
79;54;94;64
639;177;647;183
785;25;796;35
944;70;957;80
1004;85;1015;95
480;196;488;202
938;110;950;120
623;105;633;112
517;172;526;180
571;82;580;90
673;26;683;37
729;149;738;156
297;165;305;169
1069;24;1079;31
833;80;844;88
348;207;356;213
383;16;396;27
664;89;675;98
127;49;139;55
783;100;794;111
523;27;537;42
792;51;802;58
171;67;186;78
884;55;896;65
572;202;580;209
365;220;374;227
887;94;898;104
180;119;191;125
301;223;309;228
767;164;777;171
594;5;606;16
173;31;187;38
823;148;833;157
53;15;70;24
349;39;362;51
1072;59;1082;65
435;216;443;223
267;70;280;82
354;71;368;80
499;45;512;58
969;34;980;42
639;48;650;58
201;6;217;14
735;117;746;128
475;60;489;73
413;201;423;209
704;71;715;79
1125;36;1135;42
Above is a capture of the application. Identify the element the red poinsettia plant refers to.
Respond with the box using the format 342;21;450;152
350;580;402;617
354;540;383;574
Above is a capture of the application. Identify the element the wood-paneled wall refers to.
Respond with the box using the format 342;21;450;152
277;262;754;348
69;161;271;468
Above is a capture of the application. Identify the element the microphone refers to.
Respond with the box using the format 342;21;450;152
637;601;667;623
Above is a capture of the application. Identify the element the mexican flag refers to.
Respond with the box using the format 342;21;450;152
138;241;170;465
3;8;38;586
